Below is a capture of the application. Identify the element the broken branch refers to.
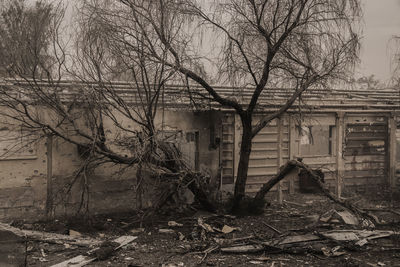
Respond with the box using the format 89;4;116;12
0;222;101;247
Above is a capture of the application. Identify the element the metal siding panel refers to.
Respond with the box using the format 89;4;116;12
343;118;388;189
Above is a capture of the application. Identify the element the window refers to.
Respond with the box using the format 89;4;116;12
296;124;334;157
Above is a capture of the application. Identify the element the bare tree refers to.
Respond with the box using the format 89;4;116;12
0;0;217;215
0;0;55;77
390;36;400;86
81;0;361;211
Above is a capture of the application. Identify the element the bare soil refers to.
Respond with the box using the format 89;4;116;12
19;193;400;267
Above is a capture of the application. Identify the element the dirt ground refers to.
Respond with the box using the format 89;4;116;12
17;192;400;267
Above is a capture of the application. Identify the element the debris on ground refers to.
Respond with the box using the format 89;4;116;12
4;192;399;266
51;236;137;266
168;221;183;227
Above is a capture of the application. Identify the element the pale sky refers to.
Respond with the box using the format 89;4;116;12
358;0;400;82
39;0;400;82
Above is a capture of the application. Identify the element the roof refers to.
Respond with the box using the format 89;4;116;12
1;79;399;112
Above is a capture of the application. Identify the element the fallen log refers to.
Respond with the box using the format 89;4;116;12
252;160;379;225
0;222;101;247
253;160;299;202
221;244;265;253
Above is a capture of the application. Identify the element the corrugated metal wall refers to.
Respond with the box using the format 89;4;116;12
246;117;289;193
344;115;388;189
220;112;394;195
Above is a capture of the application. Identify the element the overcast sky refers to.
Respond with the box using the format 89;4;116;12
57;0;400;82
358;0;400;81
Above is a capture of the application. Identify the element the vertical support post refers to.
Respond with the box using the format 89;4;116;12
289;115;296;194
277;117;283;203
195;131;200;172
233;113;241;183
336;112;345;197
46;134;53;218
389;113;397;188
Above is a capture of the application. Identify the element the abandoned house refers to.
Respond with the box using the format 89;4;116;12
0;80;399;221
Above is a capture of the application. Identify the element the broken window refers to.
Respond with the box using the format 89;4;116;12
296;125;334;156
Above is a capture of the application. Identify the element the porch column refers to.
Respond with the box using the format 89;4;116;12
389;113;397;188
289;115;296;194
45;134;53;218
277;117;283;203
336;112;345;197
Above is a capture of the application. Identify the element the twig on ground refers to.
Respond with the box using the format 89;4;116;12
262;222;283;235
199;245;219;263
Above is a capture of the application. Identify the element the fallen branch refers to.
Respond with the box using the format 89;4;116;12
262;222;283;235
253;160;299;201
214;235;255;246
252;160;379;225
0;222;101;247
221;244;265;253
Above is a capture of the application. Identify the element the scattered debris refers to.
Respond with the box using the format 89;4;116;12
178;232;185;241
159;229;175;234
283;200;306;207
320;230;395;242
51;236;137;267
253;256;271;262
319;209;360;225
69;230;82;237
161;262;184;267
265;234;321;246
321;246;346;257
214;236;255;246
197;217;214;233
168;221;183;227
220;225;240;234
336;210;359;225
130;228;145;234
355;239;368;247
21;191;400;266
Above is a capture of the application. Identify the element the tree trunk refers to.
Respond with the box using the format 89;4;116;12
231;116;253;212
253;160;298;201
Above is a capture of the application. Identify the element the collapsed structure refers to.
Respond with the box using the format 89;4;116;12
0;80;399;221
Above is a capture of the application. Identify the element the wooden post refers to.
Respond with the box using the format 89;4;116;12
233;113;241;183
277;117;283;203
336;112;345;197
46;134;53;217
389;113;397;188
289;115;296;194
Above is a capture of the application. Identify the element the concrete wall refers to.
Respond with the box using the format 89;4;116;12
0;137;47;221
0;109;222;221
0;105;398;221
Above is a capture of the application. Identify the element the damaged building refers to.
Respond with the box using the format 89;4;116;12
0;80;399;221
